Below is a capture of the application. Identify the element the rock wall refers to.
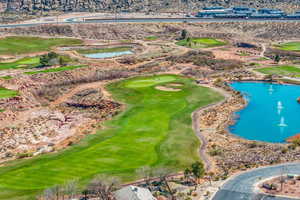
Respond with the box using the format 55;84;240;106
1;0;300;12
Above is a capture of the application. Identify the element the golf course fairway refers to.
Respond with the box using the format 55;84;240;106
0;74;223;199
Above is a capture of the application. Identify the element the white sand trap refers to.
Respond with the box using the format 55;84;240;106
168;83;184;87
155;86;182;92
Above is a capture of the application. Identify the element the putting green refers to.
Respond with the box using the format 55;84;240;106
0;74;223;199
125;75;176;88
176;37;226;48
275;42;300;51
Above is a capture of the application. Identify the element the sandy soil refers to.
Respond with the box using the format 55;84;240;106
155;85;181;91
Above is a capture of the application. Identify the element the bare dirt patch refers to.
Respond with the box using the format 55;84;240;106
168;83;183;87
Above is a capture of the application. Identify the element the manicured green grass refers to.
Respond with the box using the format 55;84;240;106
176;37;226;48
255;65;300;77
0;36;83;55
255;57;270;61
0;57;40;70
144;36;159;41
24;65;85;75
76;46;132;54
0;75;13;80
275;42;300;51
0;74;223;199
0;87;18;99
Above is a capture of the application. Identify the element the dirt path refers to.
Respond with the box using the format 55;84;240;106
260;43;266;57
192;85;231;172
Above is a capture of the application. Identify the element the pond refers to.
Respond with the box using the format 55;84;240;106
229;81;300;143
83;50;133;59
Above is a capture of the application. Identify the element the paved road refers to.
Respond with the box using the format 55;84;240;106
1;17;300;29
213;163;300;200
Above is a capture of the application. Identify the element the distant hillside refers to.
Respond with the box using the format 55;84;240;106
1;0;300;13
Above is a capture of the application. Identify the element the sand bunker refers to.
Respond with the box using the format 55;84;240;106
168;83;184;87
155;86;182;91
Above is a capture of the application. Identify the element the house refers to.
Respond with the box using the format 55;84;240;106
114;186;156;200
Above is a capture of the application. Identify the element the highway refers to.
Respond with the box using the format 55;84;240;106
212;162;300;200
1;17;300;28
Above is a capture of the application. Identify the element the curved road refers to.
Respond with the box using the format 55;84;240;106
213;162;300;200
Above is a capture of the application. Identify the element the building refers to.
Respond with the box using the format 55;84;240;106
196;10;229;18
114;186;157;200
203;6;225;10
258;8;286;16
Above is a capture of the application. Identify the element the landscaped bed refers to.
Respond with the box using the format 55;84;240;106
176;37;226;48
260;175;300;198
0;74;223;199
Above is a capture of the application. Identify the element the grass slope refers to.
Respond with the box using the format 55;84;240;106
0;36;83;55
76;46;132;54
0;74;223;199
176;37;226;48
0;87;18;99
0;57;40;70
24;65;85;75
275;42;300;51
256;65;300;77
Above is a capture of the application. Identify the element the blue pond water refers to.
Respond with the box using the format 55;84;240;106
229;82;300;143
83;50;133;59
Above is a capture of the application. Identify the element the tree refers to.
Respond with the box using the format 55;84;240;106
187;37;192;47
42;185;63;200
88;175;120;200
40;52;59;67
274;54;281;63
181;29;188;40
189;161;205;190
191;161;204;181
153;168;175;200
184;168;192;183
63;180;79;199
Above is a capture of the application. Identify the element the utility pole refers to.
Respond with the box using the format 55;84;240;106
280;166;287;191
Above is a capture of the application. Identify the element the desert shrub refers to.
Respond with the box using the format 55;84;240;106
16;152;33;159
209;148;222;156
